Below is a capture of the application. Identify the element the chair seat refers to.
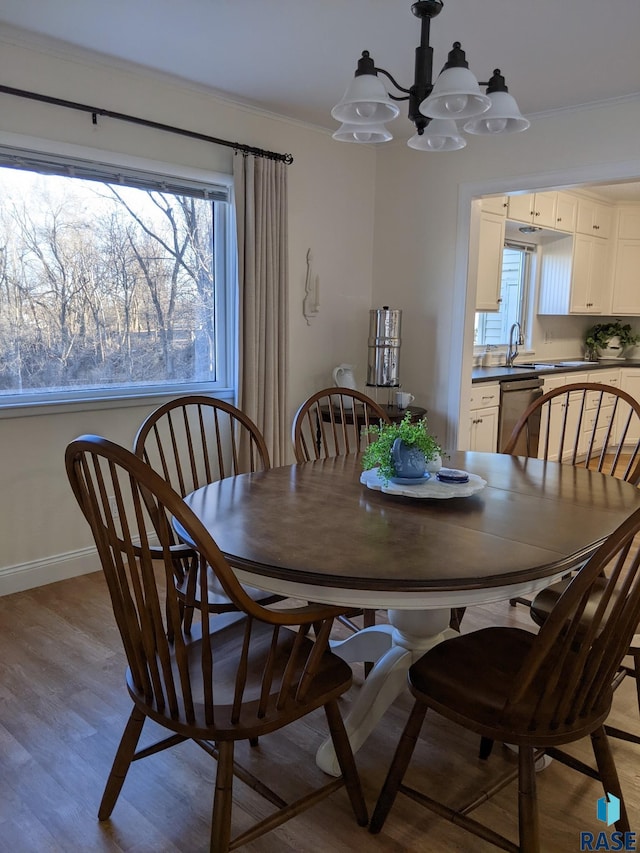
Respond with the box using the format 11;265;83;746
409;627;611;747
126;613;354;739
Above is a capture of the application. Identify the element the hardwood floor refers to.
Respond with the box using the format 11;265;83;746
0;572;638;852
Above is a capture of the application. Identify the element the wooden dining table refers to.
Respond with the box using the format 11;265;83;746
180;451;640;776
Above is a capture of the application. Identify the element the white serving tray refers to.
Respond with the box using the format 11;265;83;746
360;467;487;499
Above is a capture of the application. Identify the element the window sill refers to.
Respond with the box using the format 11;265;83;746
0;385;235;420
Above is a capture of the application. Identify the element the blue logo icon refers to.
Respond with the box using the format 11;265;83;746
597;793;621;827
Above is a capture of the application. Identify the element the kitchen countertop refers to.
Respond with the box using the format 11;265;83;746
472;359;640;384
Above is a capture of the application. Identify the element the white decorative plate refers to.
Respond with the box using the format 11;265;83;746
360;467;487;499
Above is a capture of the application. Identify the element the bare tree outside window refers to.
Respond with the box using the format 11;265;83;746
0;167;227;399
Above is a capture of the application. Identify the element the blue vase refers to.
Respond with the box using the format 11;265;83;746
391;438;426;480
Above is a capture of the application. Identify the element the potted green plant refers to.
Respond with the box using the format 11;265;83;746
362;411;442;484
584;320;640;361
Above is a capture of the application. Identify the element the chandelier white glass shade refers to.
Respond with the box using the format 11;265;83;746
333;121;394;143
407;119;465;151
331;0;529;151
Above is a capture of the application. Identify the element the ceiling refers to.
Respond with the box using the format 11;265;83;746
1;0;639;198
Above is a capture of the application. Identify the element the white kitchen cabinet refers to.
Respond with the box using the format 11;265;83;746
507;192;556;228
554;192;578;232
538;372;587;461
576;197;613;240
468;384;500;452
480;195;508;216
611;240;640;314
610;207;640;315
570;234;610;313
538;233;611;314
580;369;621;454
474;210;505;311
617;207;640;240
621;369;640;444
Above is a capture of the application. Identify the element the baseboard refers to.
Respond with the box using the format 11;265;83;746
0;547;101;597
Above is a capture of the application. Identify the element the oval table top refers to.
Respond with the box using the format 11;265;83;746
181;451;640;607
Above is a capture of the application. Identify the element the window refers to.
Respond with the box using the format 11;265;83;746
0;148;234;407
474;243;533;347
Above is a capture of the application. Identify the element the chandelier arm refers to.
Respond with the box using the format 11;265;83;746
373;67;411;96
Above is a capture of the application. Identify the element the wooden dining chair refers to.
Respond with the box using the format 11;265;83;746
134;395;284;632
369;504;640;851
66;435;368;853
292;386;391;464
503;381;640;480
292;387;391;638
505;381;640;611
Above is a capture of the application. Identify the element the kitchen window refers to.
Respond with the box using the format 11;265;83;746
0;148;234;408
474;242;534;347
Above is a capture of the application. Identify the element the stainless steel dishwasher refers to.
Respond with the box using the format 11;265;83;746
498;376;544;454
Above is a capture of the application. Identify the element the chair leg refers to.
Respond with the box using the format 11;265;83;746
478;736;494;760
363;609;376;629
98;706;146;820
633;650;640;716
363;609;377;677
210;740;234;853
449;607;466;632
518;746;540;853
324;700;368;827
590;725;630;833
369;700;428;834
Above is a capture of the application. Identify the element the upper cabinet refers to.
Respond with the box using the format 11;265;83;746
575;197;613;239
473;208;506;311
538;233;611;315
507;191;577;232
507;192;557;228
553;192;578;233
611;206;640;315
475;188;637;318
480;195;508;217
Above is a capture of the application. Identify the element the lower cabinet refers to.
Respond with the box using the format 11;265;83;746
621;369;640;444
538;374;580;461
468;383;500;451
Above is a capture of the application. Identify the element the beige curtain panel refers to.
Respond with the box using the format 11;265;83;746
233;154;289;467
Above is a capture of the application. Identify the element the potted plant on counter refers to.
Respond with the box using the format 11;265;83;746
362;411;442;484
584;320;640;361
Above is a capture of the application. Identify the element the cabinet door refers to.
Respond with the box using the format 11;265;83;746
481;195;508;216
533;192;557;228
570;235;609;313
611;240;640;315
539;393;582;462
554;193;577;232
587;238;610;313
507;194;534;224
475;211;505;311
569;234;594;312
621;372;640;444
469;406;499;452
576;198;612;239
617;208;640;240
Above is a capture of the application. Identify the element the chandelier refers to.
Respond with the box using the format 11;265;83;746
331;0;529;151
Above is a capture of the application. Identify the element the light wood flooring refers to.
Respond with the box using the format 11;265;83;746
0;571;638;852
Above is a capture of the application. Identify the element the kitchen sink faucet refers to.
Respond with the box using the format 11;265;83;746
506;322;524;367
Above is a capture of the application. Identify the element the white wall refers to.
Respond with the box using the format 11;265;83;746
372;99;640;451
0;31;377;593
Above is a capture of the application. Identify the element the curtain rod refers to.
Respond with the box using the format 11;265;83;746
0;83;294;164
